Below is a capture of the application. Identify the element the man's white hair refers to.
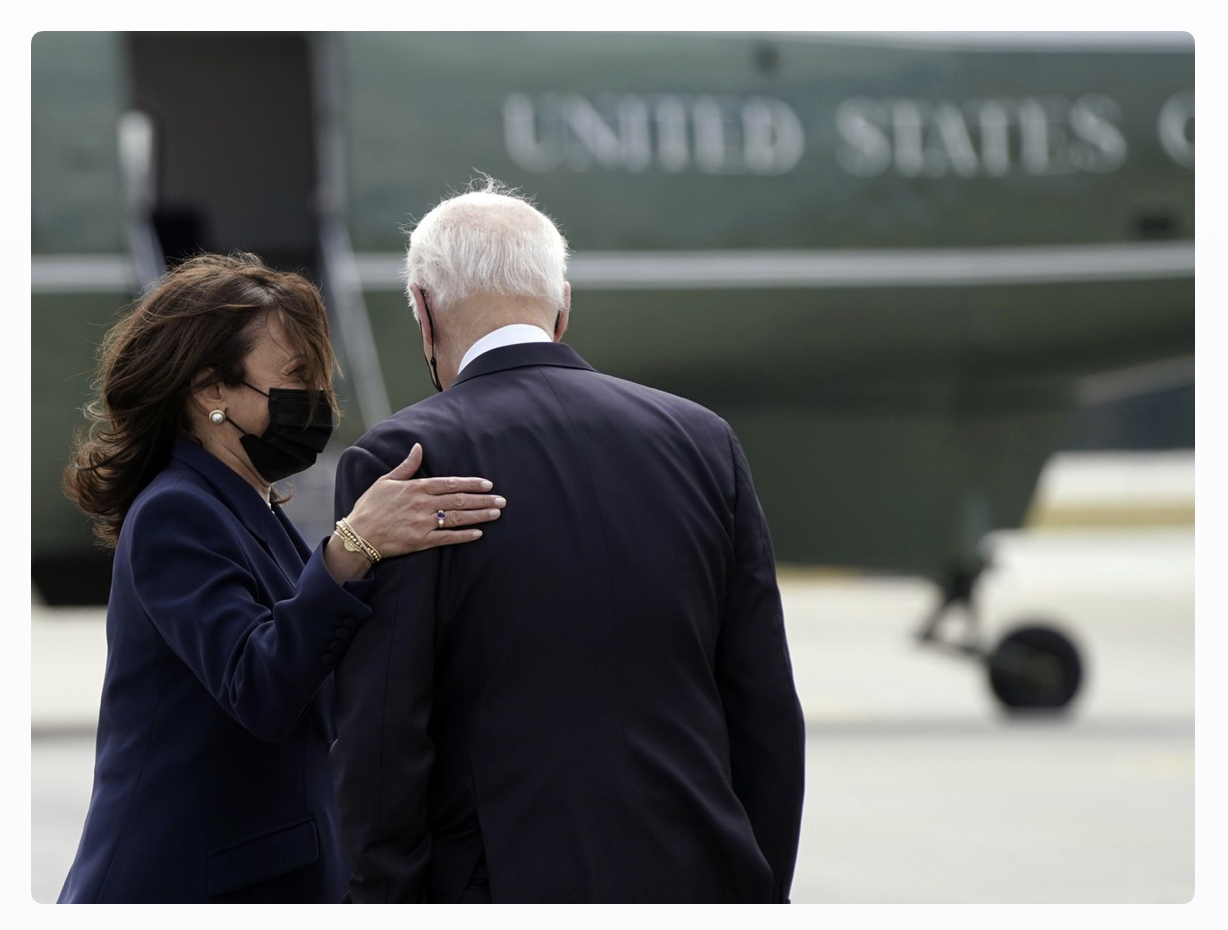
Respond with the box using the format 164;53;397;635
404;177;569;319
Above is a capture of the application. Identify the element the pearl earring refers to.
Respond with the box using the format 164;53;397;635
209;410;226;425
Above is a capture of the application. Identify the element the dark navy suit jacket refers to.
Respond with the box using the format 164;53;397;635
331;343;806;903
59;439;373;903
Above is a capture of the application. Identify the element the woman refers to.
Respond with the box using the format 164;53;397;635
57;252;505;903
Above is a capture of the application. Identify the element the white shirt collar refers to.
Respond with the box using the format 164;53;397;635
457;324;554;376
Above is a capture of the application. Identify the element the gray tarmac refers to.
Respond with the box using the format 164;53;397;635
30;526;1194;904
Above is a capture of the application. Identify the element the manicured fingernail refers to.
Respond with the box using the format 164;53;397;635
493;497;506;507
480;480;493;491
488;509;502;519
471;530;483;537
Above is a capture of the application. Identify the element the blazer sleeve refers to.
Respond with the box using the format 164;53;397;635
715;425;807;903
330;442;438;903
127;484;374;743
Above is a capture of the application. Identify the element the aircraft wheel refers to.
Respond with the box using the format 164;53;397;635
986;624;1083;711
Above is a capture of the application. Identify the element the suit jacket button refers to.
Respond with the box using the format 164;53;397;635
321;653;338;667
343;617;358;629
329;640;346;654
333;627;351;640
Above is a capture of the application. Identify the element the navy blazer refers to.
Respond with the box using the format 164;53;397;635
331;343;806;903
59;439;373;903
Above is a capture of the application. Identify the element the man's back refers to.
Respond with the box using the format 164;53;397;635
332;342;805;903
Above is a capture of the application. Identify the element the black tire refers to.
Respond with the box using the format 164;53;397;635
986;624;1083;711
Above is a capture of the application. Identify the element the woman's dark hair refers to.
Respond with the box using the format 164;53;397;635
64;251;340;548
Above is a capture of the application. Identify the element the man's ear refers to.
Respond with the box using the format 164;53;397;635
410;284;433;344
554;282;571;341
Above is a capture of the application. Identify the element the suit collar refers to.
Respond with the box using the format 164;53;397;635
449;341;595;388
169;438;307;576
457;323;554;377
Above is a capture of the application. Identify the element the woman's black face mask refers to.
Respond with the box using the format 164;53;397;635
228;383;335;484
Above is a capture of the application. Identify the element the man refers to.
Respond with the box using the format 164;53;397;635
331;178;805;903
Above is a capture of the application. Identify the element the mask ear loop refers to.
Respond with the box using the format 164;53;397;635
419;290;443;393
222;381;267;438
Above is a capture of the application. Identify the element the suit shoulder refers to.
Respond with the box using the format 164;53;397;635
128;469;224;523
589;370;732;433
121;470;241;557
350;392;464;457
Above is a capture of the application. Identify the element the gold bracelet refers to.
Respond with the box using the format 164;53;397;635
335;519;381;564
334;518;382;564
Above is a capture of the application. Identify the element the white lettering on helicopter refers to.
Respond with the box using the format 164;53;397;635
504;90;1194;178
503;93;805;175
835;94;1131;178
1157;90;1194;168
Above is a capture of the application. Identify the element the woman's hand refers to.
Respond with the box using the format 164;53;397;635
324;443;503;584
347;441;504;552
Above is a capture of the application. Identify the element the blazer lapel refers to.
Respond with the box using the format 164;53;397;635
274;505;314;564
260;507;309;589
169;439;305;589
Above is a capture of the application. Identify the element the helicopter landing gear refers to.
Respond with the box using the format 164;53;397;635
986;624;1083;710
916;565;1083;712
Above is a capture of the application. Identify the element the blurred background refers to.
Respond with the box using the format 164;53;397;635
30;31;1193;903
